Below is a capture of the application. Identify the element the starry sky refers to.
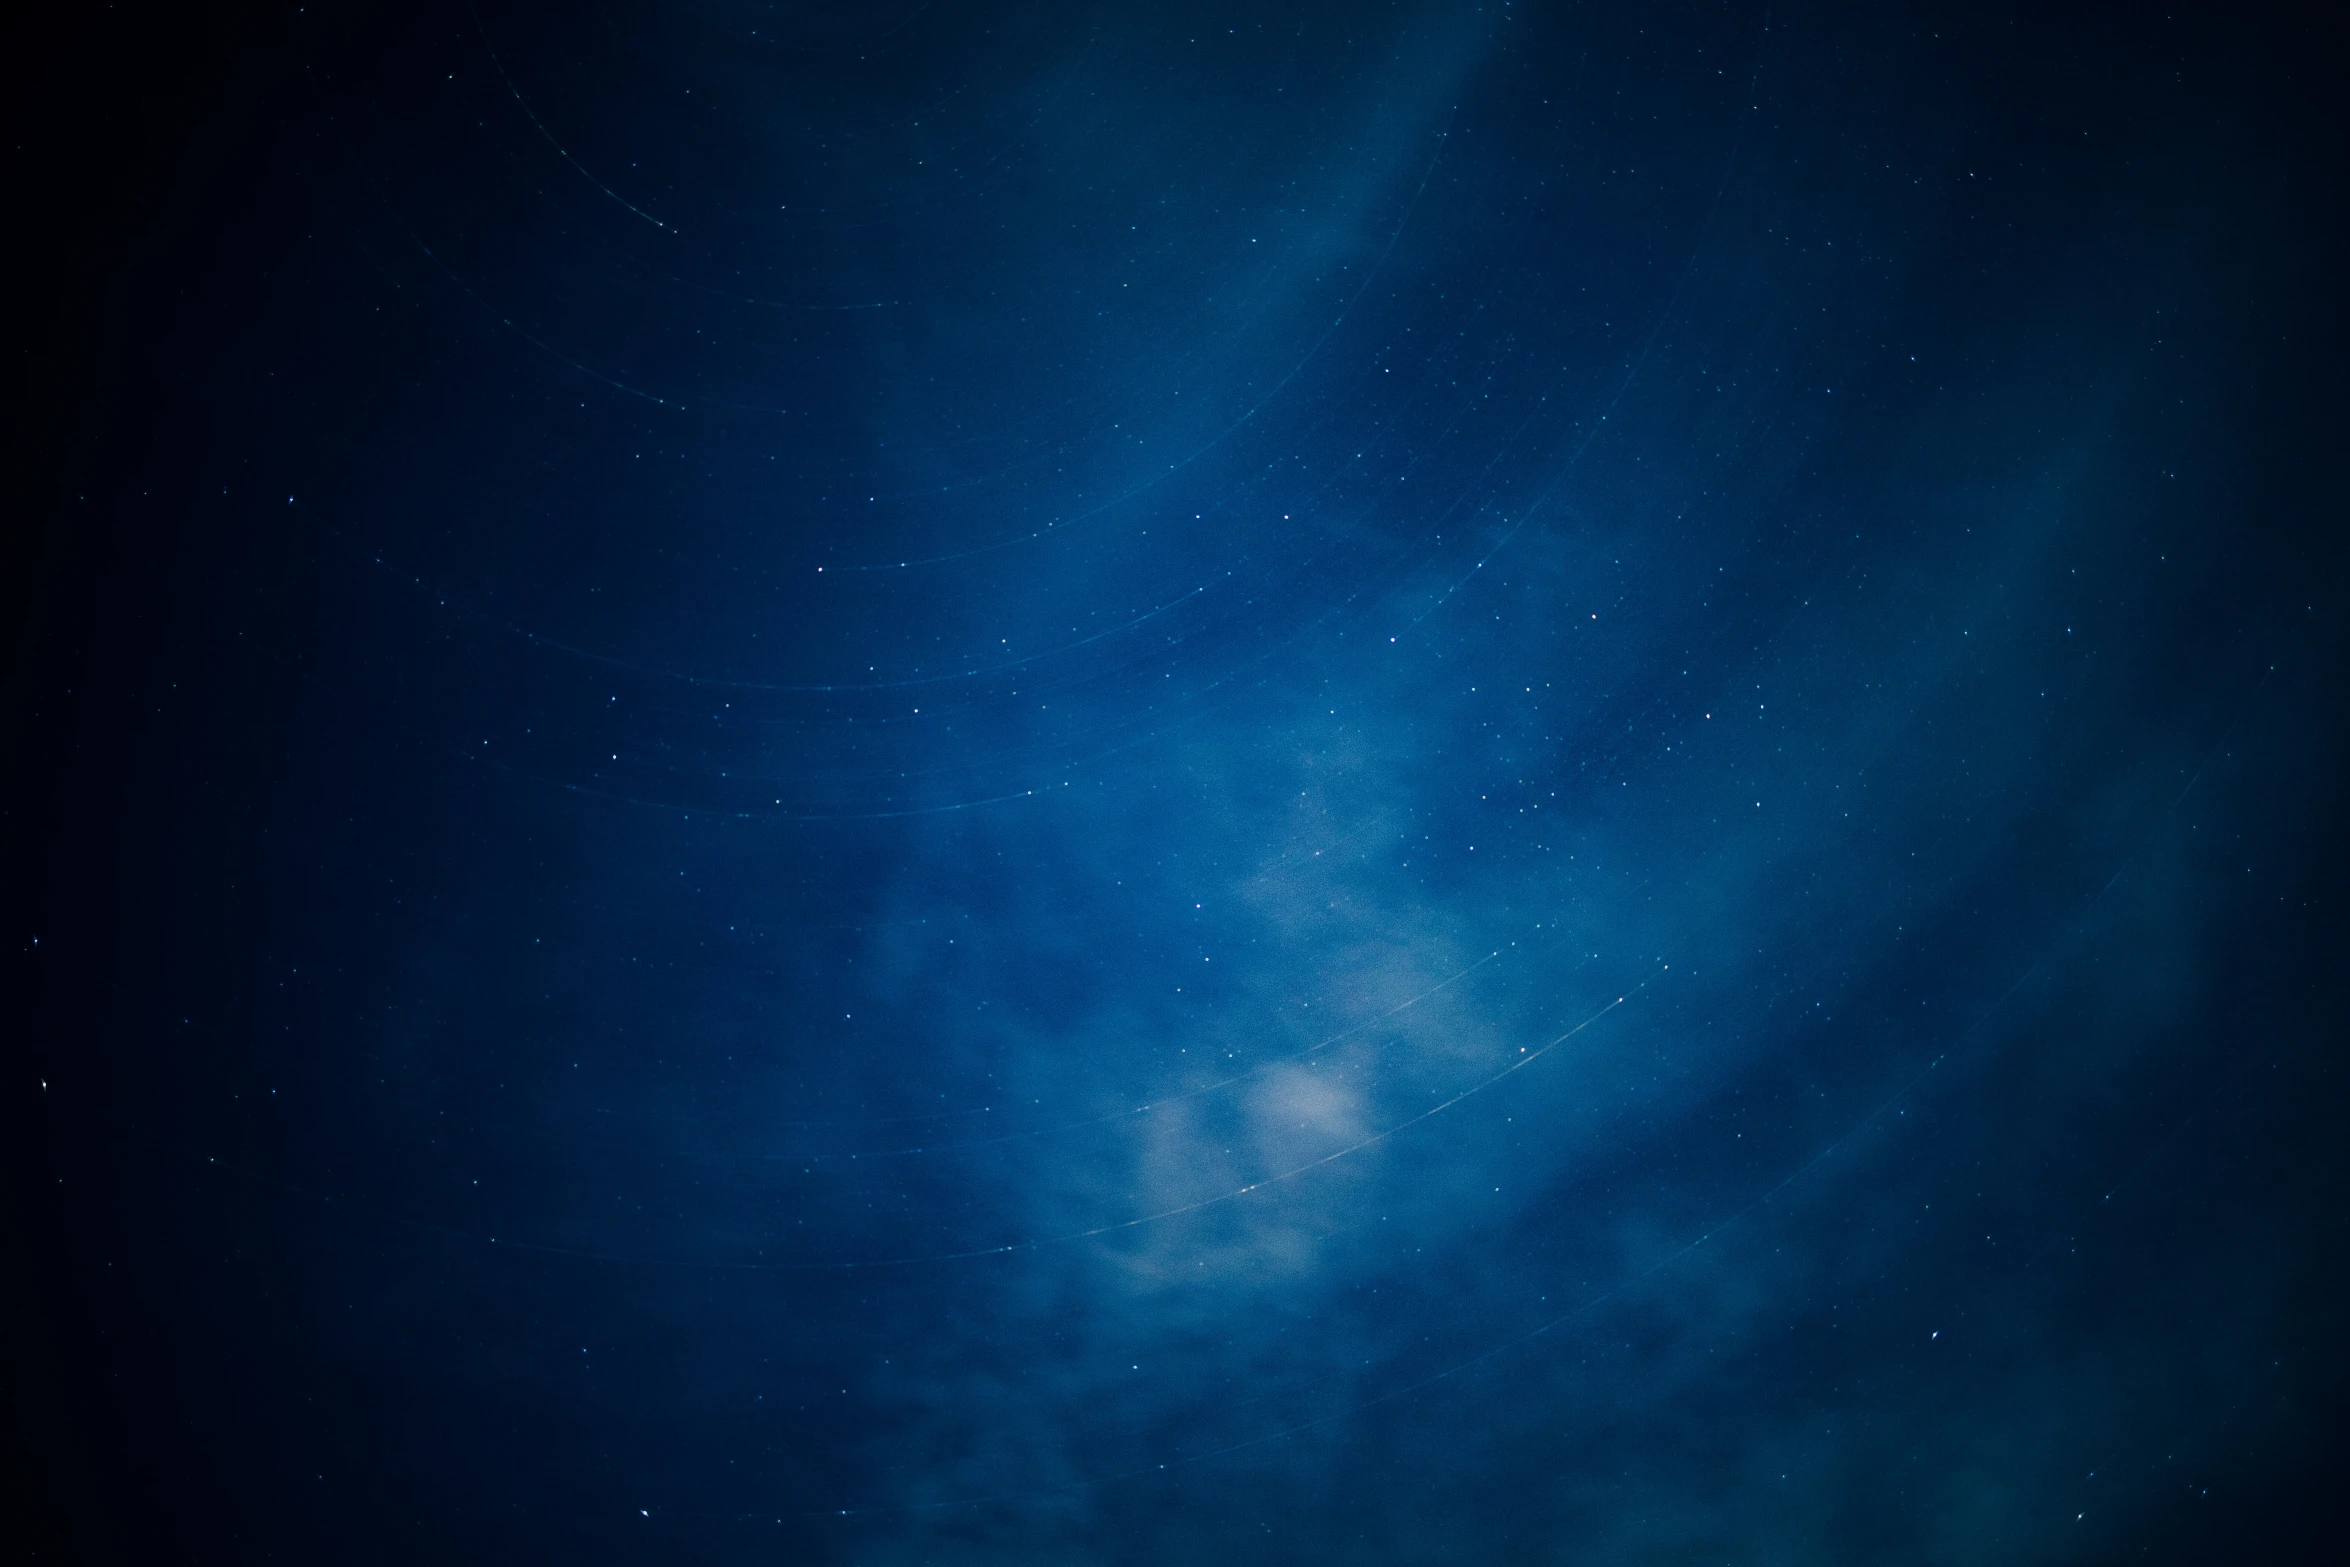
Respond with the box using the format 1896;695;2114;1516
13;2;2348;1563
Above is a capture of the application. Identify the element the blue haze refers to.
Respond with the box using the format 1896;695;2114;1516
16;2;2347;1563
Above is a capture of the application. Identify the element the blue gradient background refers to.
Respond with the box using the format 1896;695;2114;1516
14;2;2347;1562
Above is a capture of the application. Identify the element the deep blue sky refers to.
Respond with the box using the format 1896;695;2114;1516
14;2;2347;1562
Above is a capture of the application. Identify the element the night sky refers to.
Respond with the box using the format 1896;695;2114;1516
13;3;2348;1563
